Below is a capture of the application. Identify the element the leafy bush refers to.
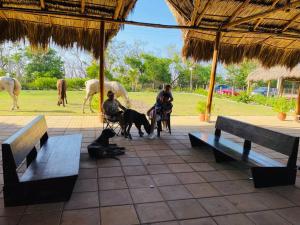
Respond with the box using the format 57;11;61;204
273;97;293;113
196;100;206;113
28;77;57;90
66;78;87;90
236;92;253;104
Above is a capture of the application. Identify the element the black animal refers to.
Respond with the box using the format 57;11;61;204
123;109;151;139
88;129;125;159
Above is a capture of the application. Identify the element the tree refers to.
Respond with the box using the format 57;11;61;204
24;48;64;82
225;60;257;89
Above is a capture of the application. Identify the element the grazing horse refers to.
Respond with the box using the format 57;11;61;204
0;76;21;110
57;79;67;107
82;79;130;113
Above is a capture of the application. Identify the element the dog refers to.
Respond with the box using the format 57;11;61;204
88;128;125;159
123;109;151;139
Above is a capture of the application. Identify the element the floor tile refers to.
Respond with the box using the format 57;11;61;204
18;211;61;225
185;183;220;198
147;165;171;174
150;222;179;225
78;168;97;179
64;192;99;210
100;205;139;225
276;207;300;225
0;216;21;225
179;217;217;225
97;159;121;167
225;194;269;212
161;156;185;164
25;202;64;213
213;214;255;225
99;177;128;190
188;163;215;172
126;175;155;188
168;199;208;219
152;173;181;186
130;187;163;203
176;172;205;184
211;180;255;195
159;185;193;200
198;171;228;182
168;164;193;173
74;179;98;192
98;167;123;177
246;210;291;225
136;202;175;223
60;208;100;225
198;196;239;216
120;158;143;166
123;166;148;176
100;189;132;206
141;156;164;165
252;192;295;209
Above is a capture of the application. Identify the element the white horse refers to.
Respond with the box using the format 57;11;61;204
0;76;21;110
82;79;130;113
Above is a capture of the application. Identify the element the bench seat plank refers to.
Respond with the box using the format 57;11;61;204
189;132;284;167
20;134;82;182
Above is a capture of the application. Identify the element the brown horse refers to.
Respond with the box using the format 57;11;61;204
57;79;67;107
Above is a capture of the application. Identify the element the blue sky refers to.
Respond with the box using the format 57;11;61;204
114;0;182;56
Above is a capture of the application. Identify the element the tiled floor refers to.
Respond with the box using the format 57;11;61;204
0;115;300;225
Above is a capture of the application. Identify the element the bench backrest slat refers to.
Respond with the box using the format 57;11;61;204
215;116;299;157
2;115;48;168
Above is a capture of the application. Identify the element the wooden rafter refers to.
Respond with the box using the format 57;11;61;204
227;0;251;24
282;12;300;31
253;0;280;30
223;1;300;29
194;1;211;26
113;0;124;19
189;0;201;26
81;0;85;14
40;0;45;10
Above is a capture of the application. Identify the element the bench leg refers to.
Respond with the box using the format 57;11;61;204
213;149;236;163
251;167;297;188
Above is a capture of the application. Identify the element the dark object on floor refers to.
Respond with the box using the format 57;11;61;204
123;108;151;139
189;116;299;188
2;115;82;207
88;128;125;159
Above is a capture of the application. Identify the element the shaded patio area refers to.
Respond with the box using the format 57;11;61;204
0;115;300;225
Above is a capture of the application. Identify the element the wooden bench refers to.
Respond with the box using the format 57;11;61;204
189;116;299;188
2;115;82;206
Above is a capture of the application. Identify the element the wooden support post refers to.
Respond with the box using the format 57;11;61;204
99;21;105;121
267;80;271;97
279;79;284;97
205;31;221;122
296;85;300;121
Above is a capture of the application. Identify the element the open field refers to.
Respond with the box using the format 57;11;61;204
0;90;276;116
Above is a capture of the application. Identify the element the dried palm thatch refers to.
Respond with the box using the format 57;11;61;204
247;66;300;81
166;0;300;69
0;0;137;58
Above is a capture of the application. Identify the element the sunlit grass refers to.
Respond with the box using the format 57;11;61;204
0;90;276;116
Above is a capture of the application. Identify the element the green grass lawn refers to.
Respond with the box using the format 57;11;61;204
0;90;276;116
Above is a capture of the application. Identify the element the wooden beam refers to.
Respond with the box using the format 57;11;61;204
40;0;45;10
189;0;201;26
282;12;300;31
205;31;221;122
99;21;105;119
253;0;280;30
81;0;85;14
114;0;124;19
227;0;251;24
194;1;211;26
267;80;271;97
223;1;300;29
1;7;300;39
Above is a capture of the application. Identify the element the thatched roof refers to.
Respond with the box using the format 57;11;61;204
247;66;300;81
0;0;137;58
166;0;300;69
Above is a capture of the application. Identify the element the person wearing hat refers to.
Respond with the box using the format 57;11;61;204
103;90;126;131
